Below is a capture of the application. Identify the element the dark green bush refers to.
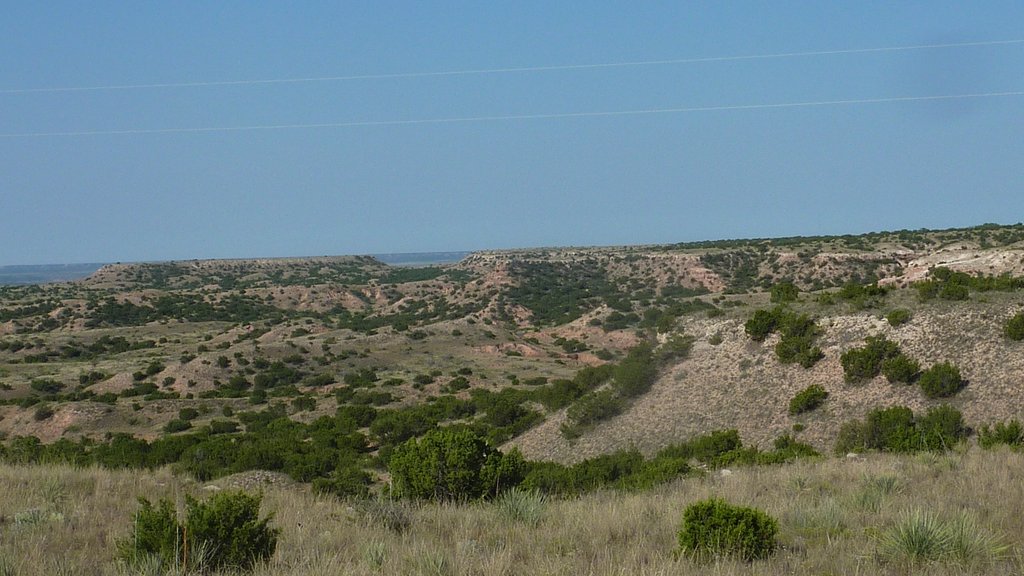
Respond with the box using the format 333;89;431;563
788;385;828;415
33;405;55;421
388;428;522;501
118;498;180;568
744;309;778;342
834;405;967;454
119;491;278;573
769;282;798;303
744;308;823;368
178;408;200;421
918;362;964;398
978;419;1024;448
1004;312;1024;341
163;419;192;433
184;491;279;572
840;336;901;383
677;498;778;562
775;335;823;368
916;405;967;451
562;388;623;437
312;465;373;499
885;309;912;327
881;354;920;384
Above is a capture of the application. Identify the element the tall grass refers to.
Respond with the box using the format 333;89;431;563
0;448;1022;575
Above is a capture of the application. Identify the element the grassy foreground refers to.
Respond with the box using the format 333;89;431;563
1;448;1023;575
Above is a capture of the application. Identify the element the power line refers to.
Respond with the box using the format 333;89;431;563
2;38;1022;94
3;91;1021;138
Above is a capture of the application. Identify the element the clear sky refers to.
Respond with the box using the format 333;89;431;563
2;2;1022;266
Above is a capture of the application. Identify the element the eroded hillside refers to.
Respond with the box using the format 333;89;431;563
1;223;1023;487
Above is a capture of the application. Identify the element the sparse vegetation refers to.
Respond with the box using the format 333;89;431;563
3;224;1024;575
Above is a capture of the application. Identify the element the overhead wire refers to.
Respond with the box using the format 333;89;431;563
1;38;1022;94
2;91;1022;138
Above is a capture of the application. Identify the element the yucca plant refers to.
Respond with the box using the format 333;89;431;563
495;487;547;527
877;509;1008;566
878;510;952;563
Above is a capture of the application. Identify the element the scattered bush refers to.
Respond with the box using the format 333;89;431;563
881;354;921;384
769;281;798;303
119;491;278;573
978;419;1024;448
775;335;824;368
744;307;823;368
1004;312;1024;341
677;498;778;562
312;465;373;499
163;419;192;434
918;362;964;399
744;309;778;342
841;336;900;383
886;309;912;327
33;404;55;421
788;384;828;415
835;405;968;454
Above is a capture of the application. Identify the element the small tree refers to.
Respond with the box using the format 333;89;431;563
388;428;522;501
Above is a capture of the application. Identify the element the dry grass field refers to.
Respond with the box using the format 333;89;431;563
2;447;1023;575
4;225;1024;573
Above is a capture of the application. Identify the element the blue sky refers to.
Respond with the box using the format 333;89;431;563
2;2;1022;265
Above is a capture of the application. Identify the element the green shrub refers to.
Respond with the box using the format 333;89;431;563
886;308;912;327
918;362;964;399
841;336;901;383
178;408;199;421
119;491;278;573
1004;312;1024;341
563;388;623;434
184;491;279;572
769;282;798;303
33;405;55;421
118;498;181;569
775;335;823;368
978;419;1024;448
881;354;921;384
312;465;372;499
916;405;967;451
834;405;967;454
744;309;778;342
163;419;192;433
677;498;778;562
788;384;828;415
388;428;522;501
